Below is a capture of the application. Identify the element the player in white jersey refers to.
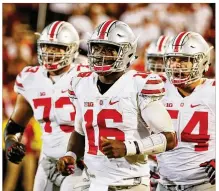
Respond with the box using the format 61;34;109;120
146;35;172;74
4;21;89;191
156;32;215;191
145;35;172;191
56;20;177;191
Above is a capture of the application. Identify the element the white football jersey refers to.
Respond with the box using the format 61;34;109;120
157;78;215;185
68;70;165;185
14;64;89;159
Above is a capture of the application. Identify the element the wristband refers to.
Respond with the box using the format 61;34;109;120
124;141;137;156
5;135;19;142
134;141;140;154
65;151;77;161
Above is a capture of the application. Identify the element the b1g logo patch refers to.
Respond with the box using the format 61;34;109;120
84;102;94;107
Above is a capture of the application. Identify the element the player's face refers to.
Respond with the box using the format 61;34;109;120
41;44;67;66
148;56;165;73
90;43;119;66
166;56;193;80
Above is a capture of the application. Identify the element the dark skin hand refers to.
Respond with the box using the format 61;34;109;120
67;131;85;158
57;131;85;176
101;132;177;158
100;137;126;158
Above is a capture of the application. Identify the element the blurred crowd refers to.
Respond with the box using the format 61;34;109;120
2;3;215;191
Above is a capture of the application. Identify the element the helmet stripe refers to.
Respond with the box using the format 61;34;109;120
50;21;63;39
173;31;190;52
97;22;105;36
99;20;116;39
157;36;166;52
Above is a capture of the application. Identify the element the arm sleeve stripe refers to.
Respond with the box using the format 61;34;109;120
141;88;165;95
68;89;75;96
15;80;24;88
146;79;163;84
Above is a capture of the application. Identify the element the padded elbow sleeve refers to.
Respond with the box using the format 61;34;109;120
124;133;167;156
137;133;167;155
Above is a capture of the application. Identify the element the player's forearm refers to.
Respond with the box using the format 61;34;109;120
11;94;33;127
5;94;33;142
67;131;85;159
161;131;177;151
125;100;177;156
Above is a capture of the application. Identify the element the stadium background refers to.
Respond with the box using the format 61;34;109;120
2;3;215;191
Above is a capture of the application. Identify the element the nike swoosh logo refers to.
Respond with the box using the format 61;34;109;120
109;100;119;105
61;90;68;93
191;104;201;108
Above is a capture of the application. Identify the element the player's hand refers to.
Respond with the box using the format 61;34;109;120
56;156;76;176
200;159;215;185
5;138;26;164
100;137;126;158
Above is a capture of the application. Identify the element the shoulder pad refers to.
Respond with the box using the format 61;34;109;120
158;74;167;83
14;66;40;94
140;73;165;97
76;64;90;72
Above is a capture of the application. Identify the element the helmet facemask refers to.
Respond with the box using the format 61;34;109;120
37;42;78;71
88;40;135;75
165;52;209;86
147;54;165;73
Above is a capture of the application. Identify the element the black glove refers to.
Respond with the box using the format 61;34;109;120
5;138;26;164
200;159;215;185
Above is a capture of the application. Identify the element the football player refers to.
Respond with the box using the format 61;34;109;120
57;20;177;191
156;32;215;190
146;35;172;74
4;21;89;191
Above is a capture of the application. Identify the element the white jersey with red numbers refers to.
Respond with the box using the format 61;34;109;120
68;70;165;186
14;64;89;159
157;78;215;185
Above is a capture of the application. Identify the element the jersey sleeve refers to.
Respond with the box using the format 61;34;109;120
137;73;166;109
140;100;174;133
134;73;173;133
68;77;78;102
14;66;36;96
68;76;84;136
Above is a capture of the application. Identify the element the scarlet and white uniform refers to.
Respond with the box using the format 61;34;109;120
14;63;89;191
157;78;215;186
68;70;166;190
